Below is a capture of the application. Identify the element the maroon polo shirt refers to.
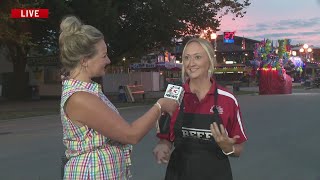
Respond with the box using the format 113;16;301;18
157;79;247;144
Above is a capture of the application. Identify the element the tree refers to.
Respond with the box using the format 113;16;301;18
0;0;250;99
69;0;251;63
0;0;70;99
0;0;39;99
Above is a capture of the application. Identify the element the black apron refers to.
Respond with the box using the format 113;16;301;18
165;88;233;180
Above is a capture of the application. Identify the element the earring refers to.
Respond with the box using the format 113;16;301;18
208;70;212;77
81;63;88;69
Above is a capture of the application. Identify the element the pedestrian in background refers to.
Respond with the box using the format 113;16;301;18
118;85;126;102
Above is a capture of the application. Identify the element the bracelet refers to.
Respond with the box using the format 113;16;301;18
154;102;162;119
154;102;162;133
222;145;235;156
154;102;162;111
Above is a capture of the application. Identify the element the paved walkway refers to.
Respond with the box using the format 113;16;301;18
1;92;320;180
0;91;164;112
0;99;60;111
1;84;319;113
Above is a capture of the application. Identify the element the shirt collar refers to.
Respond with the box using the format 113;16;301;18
183;78;217;95
62;79;101;93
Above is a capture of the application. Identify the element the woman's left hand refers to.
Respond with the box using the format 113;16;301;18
210;122;239;153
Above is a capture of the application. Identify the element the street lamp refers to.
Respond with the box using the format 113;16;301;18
210;32;217;53
299;48;304;57
122;56;131;82
292;51;297;56
122;57;126;68
121;57;126;73
210;32;217;41
300;44;312;61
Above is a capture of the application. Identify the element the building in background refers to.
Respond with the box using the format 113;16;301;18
212;35;259;83
214;35;259;65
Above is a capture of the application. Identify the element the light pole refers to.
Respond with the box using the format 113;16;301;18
292;51;297;56
122;57;130;83
122;57;126;72
299;48;304;56
303;44;309;60
307;47;313;59
210;32;217;53
300;44;312;61
300;44;315;77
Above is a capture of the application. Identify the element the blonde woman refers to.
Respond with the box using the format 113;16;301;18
153;38;247;180
59;16;177;179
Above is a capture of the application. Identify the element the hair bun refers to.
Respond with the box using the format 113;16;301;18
60;16;82;34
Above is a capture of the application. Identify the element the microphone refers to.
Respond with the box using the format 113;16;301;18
163;84;184;105
157;84;184;134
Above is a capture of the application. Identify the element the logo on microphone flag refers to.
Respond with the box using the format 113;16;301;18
164;84;184;105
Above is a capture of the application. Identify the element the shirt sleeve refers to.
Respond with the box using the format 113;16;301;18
227;100;248;144
156;107;179;141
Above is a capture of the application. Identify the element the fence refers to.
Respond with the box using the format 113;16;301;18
102;71;161;93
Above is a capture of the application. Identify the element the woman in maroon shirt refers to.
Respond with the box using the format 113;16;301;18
153;38;247;180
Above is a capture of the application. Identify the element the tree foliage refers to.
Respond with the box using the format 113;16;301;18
68;0;251;62
0;0;70;65
0;0;250;98
0;0;70;98
0;0;251;69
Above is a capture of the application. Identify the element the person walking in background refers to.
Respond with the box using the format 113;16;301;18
153;38;247;180
59;16;177;179
118;85;127;102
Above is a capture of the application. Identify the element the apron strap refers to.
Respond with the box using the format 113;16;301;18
212;86;223;125
174;86;222;146
173;100;184;145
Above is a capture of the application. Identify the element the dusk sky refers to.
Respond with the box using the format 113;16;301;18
219;0;320;47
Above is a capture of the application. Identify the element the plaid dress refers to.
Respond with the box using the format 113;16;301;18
61;79;132;180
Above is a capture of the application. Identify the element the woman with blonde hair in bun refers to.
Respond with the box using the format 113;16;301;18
59;16;177;179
